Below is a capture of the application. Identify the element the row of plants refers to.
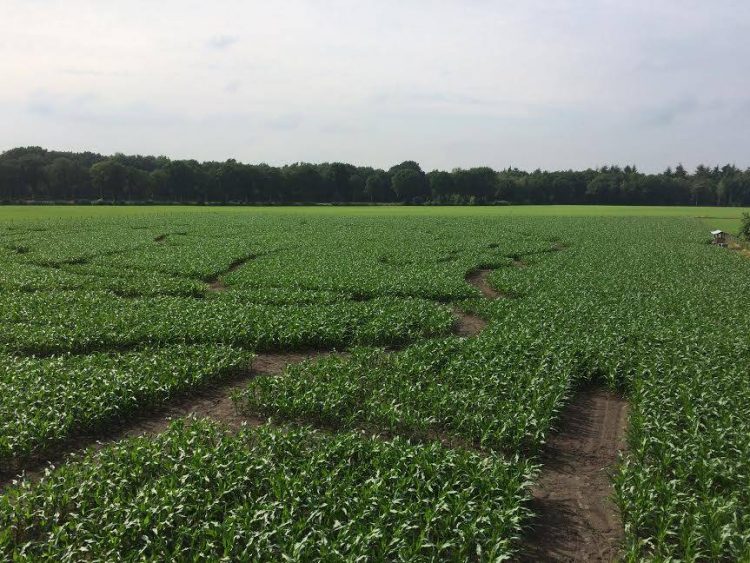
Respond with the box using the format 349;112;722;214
0;291;453;355
2;212;750;558
0;257;205;297
0;419;534;561
0;344;252;461
237;335;576;453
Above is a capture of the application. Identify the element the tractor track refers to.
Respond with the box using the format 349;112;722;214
518;388;628;562
0;352;335;491
1;240;628;562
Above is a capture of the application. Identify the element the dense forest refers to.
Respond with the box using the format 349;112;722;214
2;146;750;206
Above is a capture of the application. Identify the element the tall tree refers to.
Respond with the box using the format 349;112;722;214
90;160;127;200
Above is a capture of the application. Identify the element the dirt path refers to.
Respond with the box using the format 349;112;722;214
206;255;255;292
0;352;332;491
1;295;482;490
518;388;628;562
4;241;632;561
112;351;334;435
452;308;487;336
465;269;502;299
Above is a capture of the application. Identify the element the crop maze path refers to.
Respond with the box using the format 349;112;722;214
206;254;258;292
464;247;629;561
0;258;493;489
0;352;336;491
518;388;628;562
2;241;629;562
452;306;487;336
465;268;503;299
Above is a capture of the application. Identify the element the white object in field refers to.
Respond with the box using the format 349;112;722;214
710;230;728;247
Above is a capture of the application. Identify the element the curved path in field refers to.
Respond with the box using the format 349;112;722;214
0;352;335;490
1;243;628;563
465;269;502;299
0;311;475;491
465;253;628;561
206;254;257;291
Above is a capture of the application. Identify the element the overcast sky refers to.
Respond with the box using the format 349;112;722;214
1;0;749;172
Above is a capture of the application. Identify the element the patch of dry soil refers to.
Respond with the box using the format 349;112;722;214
0;352;332;491
451;307;488;336
465;268;503;299
518;388;628;562
206;255;254;292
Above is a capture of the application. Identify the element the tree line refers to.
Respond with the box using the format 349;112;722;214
2;146;750;206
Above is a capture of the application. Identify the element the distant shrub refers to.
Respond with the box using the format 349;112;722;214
740;212;750;240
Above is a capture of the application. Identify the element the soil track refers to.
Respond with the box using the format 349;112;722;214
112;352;335;435
3;240;630;561
452;308;487;336
206;255;255;292
465;268;503;299
0;352;332;491
518;388;628;562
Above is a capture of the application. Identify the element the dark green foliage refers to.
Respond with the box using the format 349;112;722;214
4;146;750;205
739;212;750;240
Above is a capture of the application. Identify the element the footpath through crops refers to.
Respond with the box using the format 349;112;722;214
0;211;749;560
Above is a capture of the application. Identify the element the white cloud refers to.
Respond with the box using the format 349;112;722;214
0;0;749;171
207;34;238;50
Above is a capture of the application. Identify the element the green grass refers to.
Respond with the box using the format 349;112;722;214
0;204;748;231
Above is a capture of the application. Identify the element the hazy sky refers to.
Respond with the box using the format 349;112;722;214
2;0;749;171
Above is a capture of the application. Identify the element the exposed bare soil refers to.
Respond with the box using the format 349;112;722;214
0;352;333;491
206;255;255;292
465;268;503;299
207;279;228;292
727;240;750;259
153;234;167;243
451;307;487;336
518;388;628;562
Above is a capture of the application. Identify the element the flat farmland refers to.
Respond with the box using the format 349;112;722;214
1;206;749;561
2;204;749;230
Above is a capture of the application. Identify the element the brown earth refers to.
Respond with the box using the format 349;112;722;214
451;307;488;337
465;268;503;299
206;255;254;292
117;351;334;434
207;279;228;292
153;234;167;243
518;387;628;562
727;240;750;259
0;352;332;491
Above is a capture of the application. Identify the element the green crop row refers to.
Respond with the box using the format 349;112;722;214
0;345;252;461
0;291;453;355
237;336;575;453
0;257;205;297
0;419;534;562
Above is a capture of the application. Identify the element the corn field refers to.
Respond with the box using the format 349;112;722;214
0;211;749;560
